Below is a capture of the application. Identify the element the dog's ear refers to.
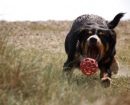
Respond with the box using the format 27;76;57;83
108;13;125;29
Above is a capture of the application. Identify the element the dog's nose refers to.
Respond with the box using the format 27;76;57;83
89;37;97;45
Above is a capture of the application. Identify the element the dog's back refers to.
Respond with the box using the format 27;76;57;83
69;14;108;34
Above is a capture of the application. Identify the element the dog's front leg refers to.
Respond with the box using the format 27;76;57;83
100;69;111;88
100;67;112;88
63;64;74;84
63;53;75;79
63;67;74;79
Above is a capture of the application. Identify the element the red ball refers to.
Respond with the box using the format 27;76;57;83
80;58;98;76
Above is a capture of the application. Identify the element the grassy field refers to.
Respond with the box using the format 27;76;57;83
0;20;130;105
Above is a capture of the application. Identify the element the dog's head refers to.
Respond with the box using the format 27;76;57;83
76;13;125;61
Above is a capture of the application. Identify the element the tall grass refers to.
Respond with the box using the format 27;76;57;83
0;21;130;105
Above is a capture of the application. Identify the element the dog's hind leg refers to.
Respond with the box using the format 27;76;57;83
110;57;119;74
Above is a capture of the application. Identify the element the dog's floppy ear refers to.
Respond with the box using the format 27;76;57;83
108;13;125;29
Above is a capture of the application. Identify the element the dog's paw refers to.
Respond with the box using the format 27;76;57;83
62;67;73;80
101;77;111;88
101;73;111;88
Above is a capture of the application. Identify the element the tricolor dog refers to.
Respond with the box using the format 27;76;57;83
63;13;125;87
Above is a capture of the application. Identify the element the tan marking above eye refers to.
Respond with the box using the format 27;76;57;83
88;30;93;34
99;31;105;35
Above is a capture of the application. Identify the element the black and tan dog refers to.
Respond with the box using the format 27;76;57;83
63;13;125;87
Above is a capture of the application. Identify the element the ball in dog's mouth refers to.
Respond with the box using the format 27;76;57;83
80;57;98;76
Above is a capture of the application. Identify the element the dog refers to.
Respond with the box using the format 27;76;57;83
63;13;125;87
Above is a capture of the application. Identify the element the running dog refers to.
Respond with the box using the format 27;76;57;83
63;13;125;87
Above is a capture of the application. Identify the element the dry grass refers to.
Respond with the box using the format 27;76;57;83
0;20;130;105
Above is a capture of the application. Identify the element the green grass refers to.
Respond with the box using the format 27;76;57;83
0;21;130;105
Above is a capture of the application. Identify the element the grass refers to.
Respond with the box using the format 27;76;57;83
0;20;130;105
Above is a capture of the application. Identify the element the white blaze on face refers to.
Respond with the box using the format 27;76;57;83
87;34;102;45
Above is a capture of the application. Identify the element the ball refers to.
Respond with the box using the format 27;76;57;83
80;58;98;76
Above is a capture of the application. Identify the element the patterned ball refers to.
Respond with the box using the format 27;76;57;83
80;58;98;76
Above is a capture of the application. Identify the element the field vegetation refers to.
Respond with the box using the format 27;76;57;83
0;20;130;105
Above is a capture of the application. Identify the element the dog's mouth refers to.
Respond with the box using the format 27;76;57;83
82;45;102;61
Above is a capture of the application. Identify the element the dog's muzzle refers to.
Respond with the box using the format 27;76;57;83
87;35;101;46
84;34;104;61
